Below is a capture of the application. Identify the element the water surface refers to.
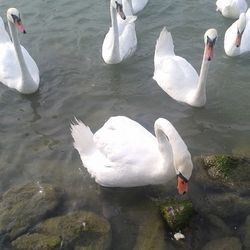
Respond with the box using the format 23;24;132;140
0;0;250;249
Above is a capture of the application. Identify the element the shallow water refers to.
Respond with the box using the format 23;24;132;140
0;0;250;249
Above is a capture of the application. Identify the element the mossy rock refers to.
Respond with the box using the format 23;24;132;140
160;199;194;232
12;233;61;250
11;211;111;250
203;155;250;186
0;182;62;241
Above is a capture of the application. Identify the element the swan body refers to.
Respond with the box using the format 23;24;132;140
153;27;218;107
224;11;250;56
0;8;39;94
71;116;193;193
216;0;247;19
102;0;137;64
127;0;148;14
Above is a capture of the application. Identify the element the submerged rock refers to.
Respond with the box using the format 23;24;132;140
201;237;242;250
160;199;194;232
12;211;111;250
0;182;62;241
202;155;250;187
240;215;250;250
190;155;250;219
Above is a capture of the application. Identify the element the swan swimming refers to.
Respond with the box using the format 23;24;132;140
102;0;137;64
71;116;193;194
0;8;39;94
216;0;247;19
224;10;250;56
153;27;218;107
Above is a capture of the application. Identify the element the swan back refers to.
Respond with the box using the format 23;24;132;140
216;0;247;19
131;0;148;14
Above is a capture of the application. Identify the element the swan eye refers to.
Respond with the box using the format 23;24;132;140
11;14;21;23
207;36;216;47
177;173;188;183
116;2;123;12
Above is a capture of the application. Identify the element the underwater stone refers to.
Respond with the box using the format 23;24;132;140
0;182;62;241
11;211;111;250
201;237;242;250
202;155;250;187
160;199;194;232
12;233;61;250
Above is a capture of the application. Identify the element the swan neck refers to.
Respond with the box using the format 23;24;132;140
154;118;193;180
110;2;120;59
8;20;35;89
194;48;211;105
154;119;175;169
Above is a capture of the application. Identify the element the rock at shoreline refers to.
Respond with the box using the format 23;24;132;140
201;237;242;250
0;182;62;241
202;155;250;187
160;199;194;232
190;155;250;219
12;211;111;250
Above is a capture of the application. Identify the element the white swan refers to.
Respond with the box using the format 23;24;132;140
102;0;137;64
71;116;193;194
224;11;250;56
153;27;218;107
216;0;247;19
0;8;39;94
125;0;148;14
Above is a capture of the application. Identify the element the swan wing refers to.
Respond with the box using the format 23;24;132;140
154;27;175;68
0;18;11;43
94;116;158;167
0;42;39;90
0;42;22;89
240;14;250;53
21;46;40;84
132;0;148;13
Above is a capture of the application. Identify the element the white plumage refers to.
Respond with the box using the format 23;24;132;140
216;0;247;19
71;116;193;188
153;27;218;107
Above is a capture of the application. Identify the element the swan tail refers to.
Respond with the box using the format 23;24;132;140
155;27;175;58
70;118;95;156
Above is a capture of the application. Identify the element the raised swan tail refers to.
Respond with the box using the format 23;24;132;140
155;27;175;58
70;118;95;156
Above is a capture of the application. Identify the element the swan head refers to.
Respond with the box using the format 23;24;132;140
204;28;218;61
235;13;246;47
176;156;193;195
7;8;26;33
111;0;126;20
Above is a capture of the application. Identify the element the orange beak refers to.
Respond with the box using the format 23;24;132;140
205;45;214;61
235;33;242;47
177;176;188;195
16;21;26;34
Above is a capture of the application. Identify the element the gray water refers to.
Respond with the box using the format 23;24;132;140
0;0;250;249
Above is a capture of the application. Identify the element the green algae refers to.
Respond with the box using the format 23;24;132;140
203;155;250;185
0;182;62;241
12;233;61;250
11;211;111;250
160;199;194;232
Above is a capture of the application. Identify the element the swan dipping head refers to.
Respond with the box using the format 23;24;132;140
7;8;26;34
114;0;126;20
204;29;218;61
236;13;246;47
